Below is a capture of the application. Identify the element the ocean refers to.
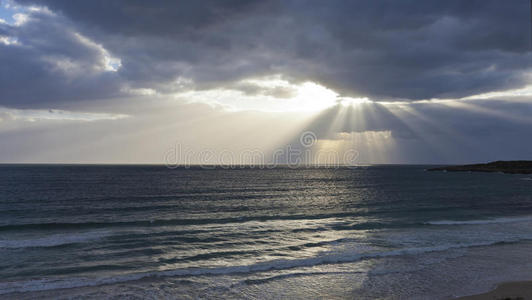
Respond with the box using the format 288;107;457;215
1;165;532;299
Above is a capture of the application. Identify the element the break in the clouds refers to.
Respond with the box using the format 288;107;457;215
1;0;531;108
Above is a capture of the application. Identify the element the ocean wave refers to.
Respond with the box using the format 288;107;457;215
0;213;358;231
1;236;529;295
426;215;532;225
237;271;364;285
0;231;111;249
0;212;390;233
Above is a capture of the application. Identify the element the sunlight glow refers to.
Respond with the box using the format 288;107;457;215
461;81;532;100
311;130;394;165
291;81;338;111
339;97;371;106
177;76;374;113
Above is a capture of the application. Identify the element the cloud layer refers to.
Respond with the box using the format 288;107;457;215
1;0;531;108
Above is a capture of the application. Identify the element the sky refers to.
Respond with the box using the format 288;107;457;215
0;0;531;165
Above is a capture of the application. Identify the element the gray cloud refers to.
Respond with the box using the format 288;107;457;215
0;10;123;108
1;0;529;109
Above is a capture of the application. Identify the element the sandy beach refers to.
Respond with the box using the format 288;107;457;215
458;281;532;300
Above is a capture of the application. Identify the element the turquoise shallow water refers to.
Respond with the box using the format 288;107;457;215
1;165;532;299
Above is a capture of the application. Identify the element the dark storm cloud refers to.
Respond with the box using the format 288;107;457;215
3;0;532;108
0;10;123;108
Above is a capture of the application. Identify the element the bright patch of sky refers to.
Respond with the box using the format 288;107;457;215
175;76;372;112
0;0;22;25
0;107;129;123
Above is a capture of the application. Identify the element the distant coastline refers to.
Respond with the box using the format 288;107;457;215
428;160;532;174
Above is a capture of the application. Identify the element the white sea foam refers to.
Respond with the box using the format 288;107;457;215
426;215;532;225
1;235;530;295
